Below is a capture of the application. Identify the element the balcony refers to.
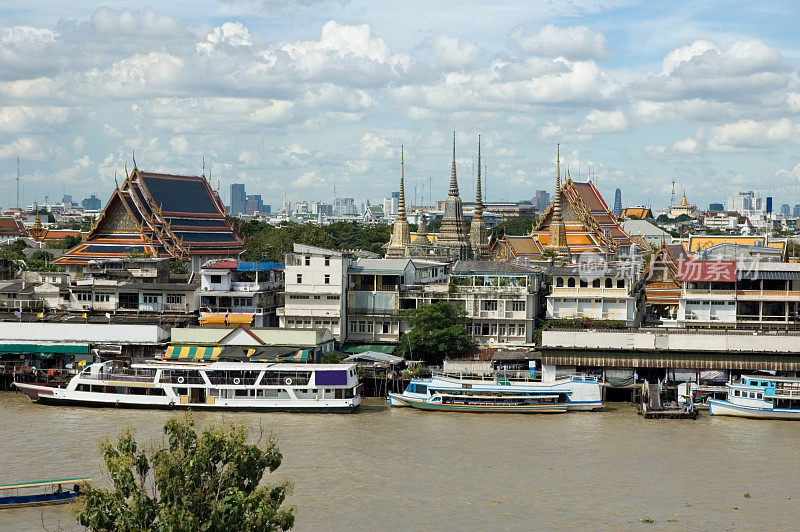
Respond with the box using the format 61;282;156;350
550;287;628;296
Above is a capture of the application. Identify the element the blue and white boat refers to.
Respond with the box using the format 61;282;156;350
388;374;602;413
708;375;800;420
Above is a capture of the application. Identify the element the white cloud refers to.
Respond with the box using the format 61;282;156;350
426;34;480;71
708;118;799;152
0;106;70;133
102;123;123;138
509;24;610;60
0;136;47;160
197;22;254;55
169;135;189;155
580;109;629;134
292;170;321;188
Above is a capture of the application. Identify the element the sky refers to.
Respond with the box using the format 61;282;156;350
1;0;799;212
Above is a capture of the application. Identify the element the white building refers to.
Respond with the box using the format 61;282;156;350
199;260;284;327
278;244;352;341
545;263;640;326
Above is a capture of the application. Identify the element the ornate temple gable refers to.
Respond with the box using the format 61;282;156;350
94;190;141;235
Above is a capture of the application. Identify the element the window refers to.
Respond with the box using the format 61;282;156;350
482;300;498;311
324;256;330;266
166;294;183;304
512;301;525;312
210;275;221;284
143;294;161;304
314;295;321;299
592;279;601;288
734;390;740;397
327;295;340;300
76;291;91;302
499;324;506;336
579;279;588;288
617;279;625;289
556;277;564;287
605;278;613;288
324;274;330;284
508;323;516;335
567;278;576;288
94;293;110;302
296;274;302;284
304;255;311;266
358;321;365;333
382;322;389;333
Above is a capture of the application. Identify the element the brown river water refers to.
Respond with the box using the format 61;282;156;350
1;391;799;531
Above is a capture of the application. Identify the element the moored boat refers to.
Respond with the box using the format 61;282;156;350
0;478;90;509
15;360;362;413
708;375;800;420
388;374;602;413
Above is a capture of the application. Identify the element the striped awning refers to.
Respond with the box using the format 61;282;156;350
165;345;222;361
246;348;310;363
199;313;227;325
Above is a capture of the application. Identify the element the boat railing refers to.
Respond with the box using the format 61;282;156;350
436;371;598;383
82;369;157;383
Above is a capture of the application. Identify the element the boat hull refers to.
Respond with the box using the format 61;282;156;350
387;393;410;407
16;382;360;413
708;398;800;420
0;492;77;509
399;395;567;414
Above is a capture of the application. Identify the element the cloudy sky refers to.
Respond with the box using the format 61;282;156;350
1;1;799;212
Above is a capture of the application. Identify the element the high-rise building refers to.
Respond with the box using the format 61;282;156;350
781;204;791;216
612;188;622;218
244;194;264;215
793;204;800;218
709;203;724;211
62;194;73;206
727;191;755;212
334;197;356;216
81;194;101;211
533;190;551;212
230;183;246;216
766;197;773;214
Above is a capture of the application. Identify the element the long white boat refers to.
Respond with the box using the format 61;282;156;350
708;375;800;420
388;374;602;413
15;360;362;413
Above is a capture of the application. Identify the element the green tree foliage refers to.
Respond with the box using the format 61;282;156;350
169;259;190;274
75;414;294;532
488;216;536;239
425;218;442;233
320;351;342;364
324;222;391;255
27;250;61;271
240;221;393;260
396;301;471;364
244;223;335;261
0;239;28;261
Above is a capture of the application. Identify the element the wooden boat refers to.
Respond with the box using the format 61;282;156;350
0;478;90;509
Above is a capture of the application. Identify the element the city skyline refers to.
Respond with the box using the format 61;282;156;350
1;1;799;210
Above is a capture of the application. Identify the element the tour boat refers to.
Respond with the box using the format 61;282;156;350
0;478;90;509
708;375;800;420
15;360;362;413
388;374;602;413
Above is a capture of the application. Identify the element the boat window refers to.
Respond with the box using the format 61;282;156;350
413;384;427;394
757;393;762;399
749;392;756;398
734;390;740;396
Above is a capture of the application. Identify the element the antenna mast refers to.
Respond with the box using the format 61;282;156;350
670;180;676;207
16;156;20;209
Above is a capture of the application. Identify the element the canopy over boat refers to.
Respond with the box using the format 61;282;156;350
0;478;91;491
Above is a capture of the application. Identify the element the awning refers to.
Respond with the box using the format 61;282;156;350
225;314;253;326
165;345;222;361
246;348;309;363
542;349;800;371
340;343;397;354
0;344;89;354
199;313;227;325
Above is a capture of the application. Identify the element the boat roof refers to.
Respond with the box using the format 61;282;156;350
0;478;91;490
437;393;561;399
742;374;800;383
130;361;356;371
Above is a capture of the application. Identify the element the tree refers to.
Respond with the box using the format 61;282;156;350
75;414;295;532
244;223;335;261
320;351;342;364
488;216;536;239
396;301;471;364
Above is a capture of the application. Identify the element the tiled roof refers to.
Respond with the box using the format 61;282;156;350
0;218;26;237
57;168;244;265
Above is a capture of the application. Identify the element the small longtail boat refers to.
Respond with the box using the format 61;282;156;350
0;478;90;509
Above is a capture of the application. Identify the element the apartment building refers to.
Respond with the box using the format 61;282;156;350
346;258;448;343
199;260;284;327
677;260;800;328
545;263;641;326
278;244;351;341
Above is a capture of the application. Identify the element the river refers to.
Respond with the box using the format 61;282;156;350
1;391;799;530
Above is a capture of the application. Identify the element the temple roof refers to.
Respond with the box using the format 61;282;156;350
57;168;243;265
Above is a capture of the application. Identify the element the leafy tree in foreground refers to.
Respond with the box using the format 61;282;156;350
75;414;294;532
396;301;471;364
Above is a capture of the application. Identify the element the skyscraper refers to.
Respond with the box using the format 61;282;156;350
613;188;622;218
781;204;791;216
81;194;101;211
793;204;800;218
533;190;551;212
230;183;246;216
709;203;724;211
